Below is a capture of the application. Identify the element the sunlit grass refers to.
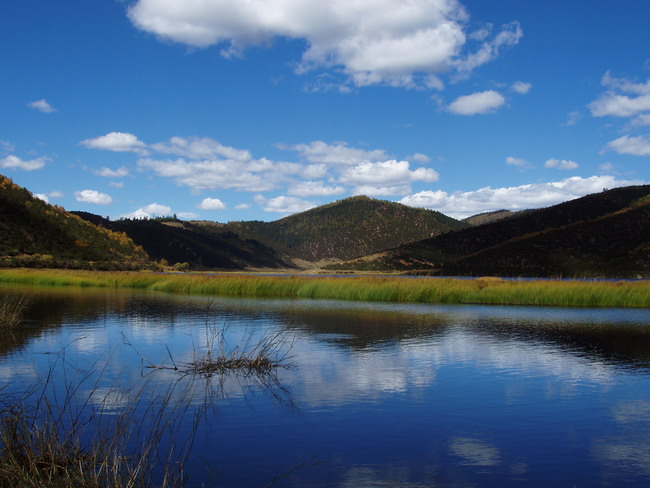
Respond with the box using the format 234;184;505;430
0;268;648;307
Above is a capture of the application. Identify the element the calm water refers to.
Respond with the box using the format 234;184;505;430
1;284;650;487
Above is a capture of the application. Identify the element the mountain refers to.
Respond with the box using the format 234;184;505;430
0;174;150;270
72;213;291;270
329;186;650;278
463;209;522;226
217;196;468;264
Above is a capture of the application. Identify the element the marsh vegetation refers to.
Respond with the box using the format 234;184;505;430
0;269;648;308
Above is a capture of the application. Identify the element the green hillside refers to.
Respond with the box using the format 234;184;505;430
73;213;291;270
330;186;650;278
0;174;150;270
219;195;467;263
447;195;650;277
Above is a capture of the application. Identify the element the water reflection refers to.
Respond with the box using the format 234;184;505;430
1;285;649;487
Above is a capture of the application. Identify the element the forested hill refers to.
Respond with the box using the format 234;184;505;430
0;174;150;270
332;185;650;278
218;195;468;263
72;213;291;270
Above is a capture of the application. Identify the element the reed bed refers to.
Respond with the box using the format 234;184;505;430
0;370;196;488
0;294;31;328
0;268;648;307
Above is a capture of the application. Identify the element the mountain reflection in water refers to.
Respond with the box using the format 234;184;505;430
1;285;649;487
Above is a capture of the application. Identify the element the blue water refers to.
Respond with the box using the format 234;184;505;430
1;286;650;487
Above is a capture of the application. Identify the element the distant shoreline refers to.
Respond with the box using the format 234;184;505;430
0;268;648;308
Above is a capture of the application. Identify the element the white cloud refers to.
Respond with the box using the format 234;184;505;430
80;132;149;155
95;166;130;178
109;181;125;188
511;81;532;94
408;153;432;163
28;99;57;113
283;141;389;165
256;195;316;214
235;203;251;210
177;211;199;219
198;197;227;210
339;159;439;196
505;156;532;168
448;90;505;115
589;72;650;118
74;189;113;205
34;193;49;203
123;202;172;219
288;181;345;197
137;158;281;192
605;135;650;156
452;21;522;81
400;175;644;219
151;136;251;160
128;0;521;89
0;155;48;171
545;158;579;170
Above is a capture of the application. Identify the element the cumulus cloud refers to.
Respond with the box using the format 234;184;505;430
399;175;644;219
505;156;532;168
74;189;113;205
283;141;389;165
605;135;650;156
137;137;438;198
138;158;282;192
545;158;579;170
339;159;439;196
81;132;149;155
511;81;532;94
408;153;432;163
288;181;345;197
151;136;251;160
34;194;49;203
198;197;227;210
95;166;130;178
589;72;650;118
0;155;48;171
28;99;57;113
127;0;521;89
448;90;505;115
255;195;316;214
123;202;172;219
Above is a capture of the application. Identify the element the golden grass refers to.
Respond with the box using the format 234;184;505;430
0;268;648;307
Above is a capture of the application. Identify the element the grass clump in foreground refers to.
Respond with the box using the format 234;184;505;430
0;371;196;488
0;268;648;308
0;294;31;328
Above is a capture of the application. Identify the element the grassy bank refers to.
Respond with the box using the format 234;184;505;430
0;269;648;308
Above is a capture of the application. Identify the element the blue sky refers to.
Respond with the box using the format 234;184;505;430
2;0;649;221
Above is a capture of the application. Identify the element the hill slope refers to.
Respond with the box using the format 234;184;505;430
331;186;650;278
73;213;290;270
0;175;150;269
219;196;467;263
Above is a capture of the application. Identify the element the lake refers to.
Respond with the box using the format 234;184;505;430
1;284;650;487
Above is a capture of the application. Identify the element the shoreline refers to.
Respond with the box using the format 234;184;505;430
0;268;648;308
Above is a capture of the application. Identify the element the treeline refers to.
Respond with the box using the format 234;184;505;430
0;175;152;271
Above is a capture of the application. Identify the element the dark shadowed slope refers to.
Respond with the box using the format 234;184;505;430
219;195;467;263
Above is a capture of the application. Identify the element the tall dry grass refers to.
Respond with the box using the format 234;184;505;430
0;269;648;307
